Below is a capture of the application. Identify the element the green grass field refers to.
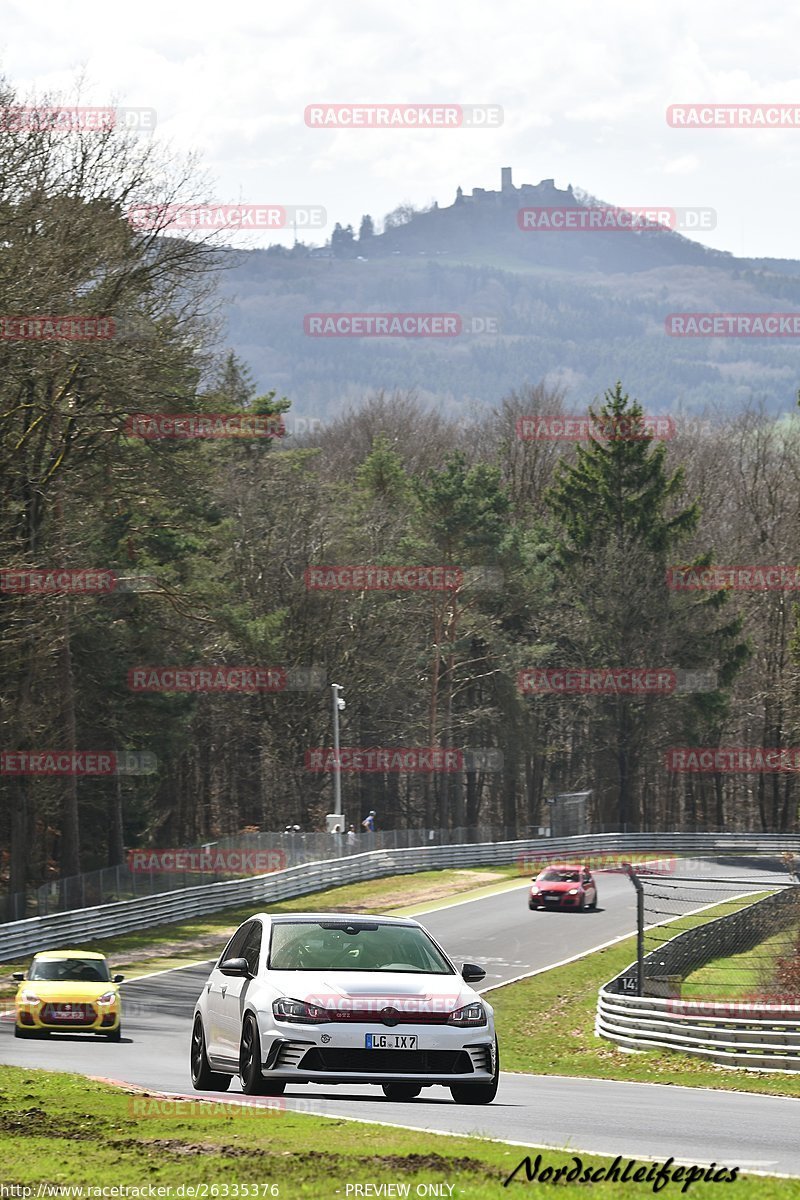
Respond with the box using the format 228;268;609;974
682;920;800;1000
0;1065;790;1196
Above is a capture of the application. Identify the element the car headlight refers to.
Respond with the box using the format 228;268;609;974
447;1002;487;1027
96;991;117;1005
19;991;41;1004
273;997;328;1024
568;888;580;895
530;885;539;892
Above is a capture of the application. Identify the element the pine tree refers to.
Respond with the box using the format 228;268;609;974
211;352;256;407
545;383;700;829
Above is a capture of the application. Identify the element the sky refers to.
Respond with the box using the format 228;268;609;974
3;0;800;258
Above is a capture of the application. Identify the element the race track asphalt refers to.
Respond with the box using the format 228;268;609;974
2;857;799;1176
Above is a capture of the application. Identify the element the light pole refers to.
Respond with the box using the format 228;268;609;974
331;683;346;821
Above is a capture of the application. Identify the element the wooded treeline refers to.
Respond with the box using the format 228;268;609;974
1;81;800;901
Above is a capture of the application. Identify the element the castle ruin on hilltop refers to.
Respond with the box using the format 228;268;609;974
453;167;575;207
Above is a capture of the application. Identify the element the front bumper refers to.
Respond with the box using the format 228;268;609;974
530;891;583;908
16;1002;120;1033
257;1022;495;1084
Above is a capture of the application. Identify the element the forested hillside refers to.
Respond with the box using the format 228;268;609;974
2;86;800;912
217;184;800;418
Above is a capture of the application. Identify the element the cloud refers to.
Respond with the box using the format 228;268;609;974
1;0;800;256
663;155;700;175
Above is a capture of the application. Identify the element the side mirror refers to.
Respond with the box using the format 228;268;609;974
219;957;251;978
113;974;125;983
461;963;486;983
11;972;25;982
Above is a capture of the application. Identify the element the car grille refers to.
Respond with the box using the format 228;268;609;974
298;1048;473;1074
41;1003;96;1026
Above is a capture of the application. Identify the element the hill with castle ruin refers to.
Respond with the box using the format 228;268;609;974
214;168;800;421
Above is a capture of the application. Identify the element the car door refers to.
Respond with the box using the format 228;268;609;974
206;921;252;1060
217;920;262;1061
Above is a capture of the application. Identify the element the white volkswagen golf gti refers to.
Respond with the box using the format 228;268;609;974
190;912;498;1104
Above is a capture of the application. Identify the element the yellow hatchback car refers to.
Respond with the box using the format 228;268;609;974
13;950;124;1040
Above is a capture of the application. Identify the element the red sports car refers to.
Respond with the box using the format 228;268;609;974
528;864;598;911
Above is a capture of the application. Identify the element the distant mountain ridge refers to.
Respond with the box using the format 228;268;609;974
214;167;800;420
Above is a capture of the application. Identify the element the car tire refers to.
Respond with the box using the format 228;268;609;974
13;1026;41;1039
240;1015;286;1097
450;1038;499;1105
528;901;536;910
382;1083;422;1101
104;1025;122;1041
191;1015;232;1092
589;893;598;910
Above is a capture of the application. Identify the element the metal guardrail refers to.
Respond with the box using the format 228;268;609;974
596;992;800;1071
3;831;800;963
596;886;800;1071
4;824;528;920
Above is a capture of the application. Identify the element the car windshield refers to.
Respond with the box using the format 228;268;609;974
268;921;454;973
28;958;110;982
540;869;581;883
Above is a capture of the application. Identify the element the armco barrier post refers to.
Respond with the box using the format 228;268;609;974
622;862;645;996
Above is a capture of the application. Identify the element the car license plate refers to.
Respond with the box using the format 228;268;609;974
365;1034;418;1050
53;1008;85;1020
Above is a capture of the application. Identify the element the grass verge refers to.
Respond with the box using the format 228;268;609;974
491;892;800;1098
682;919;800;1000
0;1064;791;1195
